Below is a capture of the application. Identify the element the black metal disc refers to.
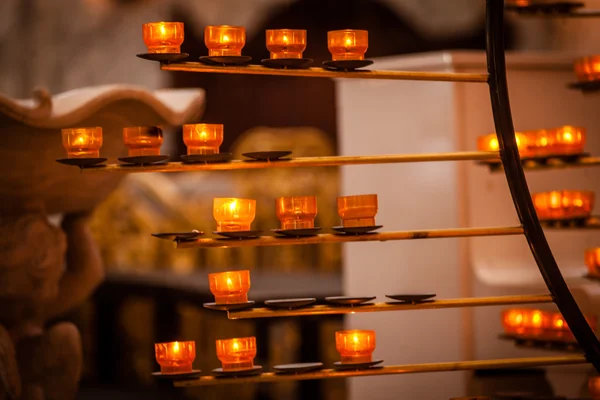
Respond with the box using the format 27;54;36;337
242;151;292;161
271;228;322;237
181;153;233;164
332;225;383;235
385;294;436;303
56;157;107;167
203;301;255;311
151;369;202;380
322;60;373;71
212;366;263;376
273;362;324;374
213;230;262;239
151;231;203;241
264;298;316;309
137;53;189;63
199;56;252;66
118;155;169;165
261;58;313;69
325;296;376;305
332;360;383;370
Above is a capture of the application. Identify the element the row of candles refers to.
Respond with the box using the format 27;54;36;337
143;22;368;61
477;125;585;157
62;125;225;158
156;330;376;374
502;308;597;341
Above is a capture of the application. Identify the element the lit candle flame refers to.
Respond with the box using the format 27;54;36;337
222;34;230;43
283;35;289;45
226;277;233;289
74;135;86;146
173;341;180;353
160;24;166;36
233;340;239;351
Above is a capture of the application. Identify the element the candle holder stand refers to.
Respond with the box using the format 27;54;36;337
332;360;384;370
56;157;107;168
118;155;170;165
264;298;316;309
137;53;189;64
203;301;256;311
212;366;263;376
322;60;373;71
261;58;313;69
199;56;252;66
181;153;232;164
325;296;376;306
270;227;322;237
151;231;204;241
213;230;263;239
151;370;202;380
273;363;324;374
332;225;383;235
385;294;437;304
242;151;292;161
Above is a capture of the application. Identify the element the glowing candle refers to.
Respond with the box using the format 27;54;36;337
501;309;527;335
337;194;378;227
532;190;594;220
122;126;163;157
335;330;376;363
589;376;600;399
327;30;368;61
61;127;103;158
574;56;600;82
476;132;529;155
142;22;184;54
205;26;246;57
586;248;600;277
266;29;307;59
275;196;317;229
154;341;195;374
527;126;585;156
213;198;256;232
183;123;224;155
208;270;251;304
216;337;257;371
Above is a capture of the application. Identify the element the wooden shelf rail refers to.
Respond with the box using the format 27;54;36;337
160;62;489;82
176;226;524;249
227;294;554;320
174;355;587;387
83;152;500;174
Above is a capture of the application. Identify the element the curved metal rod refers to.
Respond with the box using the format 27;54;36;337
486;0;600;371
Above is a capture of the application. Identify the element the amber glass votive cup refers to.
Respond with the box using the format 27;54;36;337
337;194;378;227
213;198;256;232
266;29;306;59
526;126;585;156
123;126;163;157
276;196;317;229
327;30;368;61
205;26;246;57
61;127;103;158
335;330;376;363
154;341;195;374
208;270;251;305
532;190;594;220
216;337;257;371
183;124;224;155
142;22;184;53
586;248;600;277
476;132;529;156
574;56;600;82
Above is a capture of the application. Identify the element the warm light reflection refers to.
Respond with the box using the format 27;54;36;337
61;127;103;158
477;132;529;155
266;29;307;59
213;198;256;232
526;126;585;156
208;270;251;304
275;196;317;229
142;22;184;53
216;337;257;371
327;30;368;61
574;56;600;82
335;330;376;363
532;190;594;221
586;248;600;277
122;126;163;157
182;123;224;155
337;194;378;227
205;26;246;56
154;341;195;374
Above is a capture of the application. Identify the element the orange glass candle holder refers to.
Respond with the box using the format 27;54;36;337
123;126;163;157
154;340;195;374
216;337;257;371
502;308;597;340
477;132;529;155
328;30;368;61
205;26;245;57
61;127;103;158
183;123;224;155
335;330;376;363
213;198;256;232
276;196;317;229
589;376;600;399
586;248;600;277
142;22;184;54
532;190;594;221
574;56;600;82
208;270;251;304
337;194;378;227
266;29;307;59
527;125;585;156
